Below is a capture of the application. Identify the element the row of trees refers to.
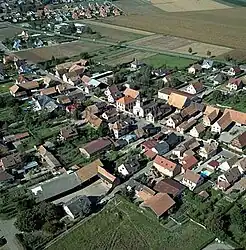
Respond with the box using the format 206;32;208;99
188;47;212;57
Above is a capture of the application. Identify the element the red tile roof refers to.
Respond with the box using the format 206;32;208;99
154;155;177;171
182;155;198;171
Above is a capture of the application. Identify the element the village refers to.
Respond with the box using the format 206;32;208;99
1;38;246;249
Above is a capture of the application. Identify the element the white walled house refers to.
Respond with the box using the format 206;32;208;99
181;169;203;191
186;82;204;95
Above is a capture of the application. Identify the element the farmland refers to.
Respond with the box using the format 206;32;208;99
103;0;246;50
143;54;195;68
128;34;232;57
14;41;108;63
47;197;214;250
79;20;151;43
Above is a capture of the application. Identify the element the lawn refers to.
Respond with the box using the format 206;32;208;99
0;81;13;94
47;197;214;250
143;54;195;69
0;107;15;122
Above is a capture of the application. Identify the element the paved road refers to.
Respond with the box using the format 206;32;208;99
0;218;23;250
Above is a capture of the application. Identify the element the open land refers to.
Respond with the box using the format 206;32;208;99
47;197;214;250
128;34;232;57
0;25;22;40
150;0;231;12
143;54;195;68
103;0;246;52
14;41;108;63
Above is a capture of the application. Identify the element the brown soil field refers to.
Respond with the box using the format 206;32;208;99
104;0;246;50
14;41;108;63
217;49;246;62
151;0;231;12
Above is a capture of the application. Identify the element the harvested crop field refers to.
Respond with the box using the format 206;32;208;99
128;34;232;57
151;0;231;12
104;0;246;49
217;49;246;62
14;41;108;63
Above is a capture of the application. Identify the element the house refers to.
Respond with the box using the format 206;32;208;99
116;88;139;111
219;156;239;172
233;158;246;175
109;120;130;139
217;167;241;191
133;99;157;118
213;73;227;86
33;95;58;113
188;64;202;75
166;114;183;129
30;173;82;202
158;87;195;102
168;92;190;109
0;153;22;171
211;112;233;134
230;131;246;152
224;109;246;126
199;140;218;159
57;95;71;105
130;58;145;69
152;141;170;155
37;145;61;169
63;195;91;219
201;59;213;69
146;104;172;123
153;179;185;198
104;85;122;103
141;139;158;152
60;126;78;141
76;159;103;183
189;123;205;138
142;193;175;218
9;81;39;97
181;169;203;191
165;132;181;149
203;106;220;126
176;120;197;134
40;87;57;97
181;102;205;120
0;171;14;186
227;78;243;91
227;66;241;77
186;82;204;95
135;185;156;201
180;155;198;173
79;138;112;158
86;114;103;129
153;155;181;177
117;158;140;177
101;107;118;121
98;166;119;188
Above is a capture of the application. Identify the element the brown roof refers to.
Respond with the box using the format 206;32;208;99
204;105;220;116
40;87;57;96
14;132;29;140
159;87;194;99
116;96;135;105
154;179;185;197
224;109;246;125
123;88;139;99
183;169;201;184
137;185;155;201
191;81;204;92
142;139;158;150
168;92;188;109
169;113;183;125
76;159;103;182
154;155;177;171
177;120;197;131
87;114;102;129
57;95;71;105
81;75;91;84
143;193;175;217
232;131;246;148
19;81;39;90
0;153;22;169
37;145;47;156
68;64;85;73
144;149;157;160
9;84;20;94
182;155;198;171
98;166;117;183
60;127;78;139
0;171;13;182
194;123;205;133
216;112;233;130
81;138;112;155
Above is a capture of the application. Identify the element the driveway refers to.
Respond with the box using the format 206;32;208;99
0;218;23;250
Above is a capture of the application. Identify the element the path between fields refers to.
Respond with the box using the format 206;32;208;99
73;20;154;36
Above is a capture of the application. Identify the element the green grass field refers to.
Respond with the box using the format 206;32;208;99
47;197;214;250
0;82;13;94
143;54;195;69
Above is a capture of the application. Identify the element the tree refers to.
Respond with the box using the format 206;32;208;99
80;52;90;59
207;50;212;57
188;47;192;54
42;221;61;234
